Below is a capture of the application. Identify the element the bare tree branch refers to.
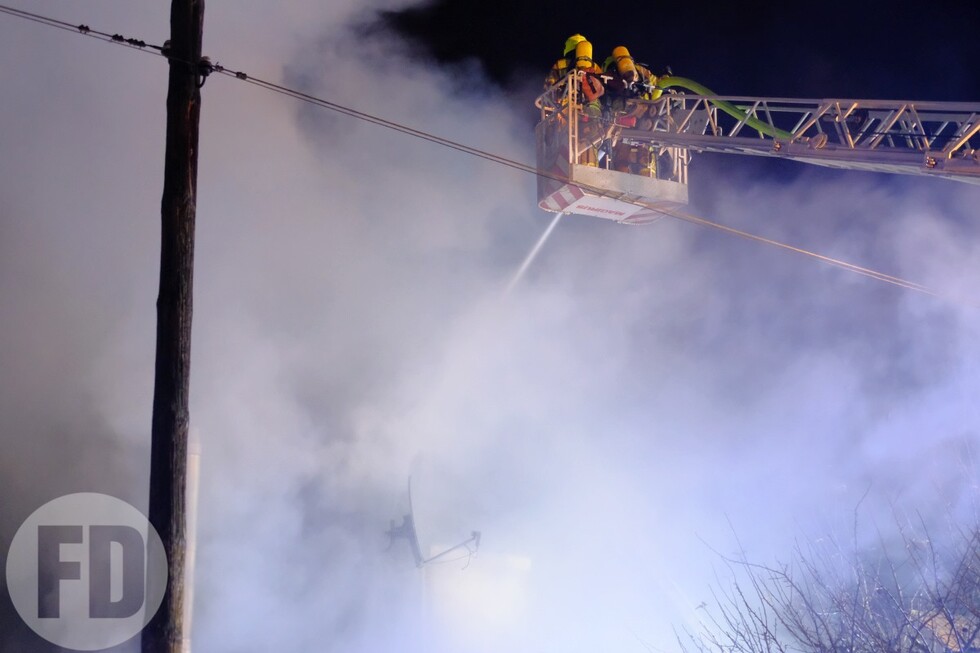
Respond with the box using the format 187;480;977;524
683;522;980;653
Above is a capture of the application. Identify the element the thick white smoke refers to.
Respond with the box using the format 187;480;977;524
1;2;979;652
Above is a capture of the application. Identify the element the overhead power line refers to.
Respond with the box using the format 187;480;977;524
0;2;953;301
659;208;936;295
0;4;167;53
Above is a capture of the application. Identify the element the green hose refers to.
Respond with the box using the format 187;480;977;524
655;76;795;140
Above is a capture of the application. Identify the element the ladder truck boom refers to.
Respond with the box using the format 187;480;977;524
629;83;980;183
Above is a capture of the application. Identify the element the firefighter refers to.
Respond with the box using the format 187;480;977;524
545;34;606;165
603;45;661;128
543;34;585;89
602;46;661;175
545;35;605;116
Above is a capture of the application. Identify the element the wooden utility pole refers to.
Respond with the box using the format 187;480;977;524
143;1;204;652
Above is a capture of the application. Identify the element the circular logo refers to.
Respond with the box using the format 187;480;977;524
5;493;168;650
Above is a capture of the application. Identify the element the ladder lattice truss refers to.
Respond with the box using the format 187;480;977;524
620;93;980;184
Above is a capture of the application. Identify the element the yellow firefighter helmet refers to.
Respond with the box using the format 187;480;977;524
564;34;587;56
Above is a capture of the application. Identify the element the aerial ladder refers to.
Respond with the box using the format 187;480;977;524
535;72;980;225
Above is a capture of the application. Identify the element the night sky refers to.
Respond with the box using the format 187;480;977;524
383;0;980;101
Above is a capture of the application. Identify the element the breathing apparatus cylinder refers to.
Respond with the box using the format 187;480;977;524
611;46;638;84
574;39;595;69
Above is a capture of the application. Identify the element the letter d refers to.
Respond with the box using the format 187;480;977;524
88;525;145;618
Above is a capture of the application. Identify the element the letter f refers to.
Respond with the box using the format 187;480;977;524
37;525;83;618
